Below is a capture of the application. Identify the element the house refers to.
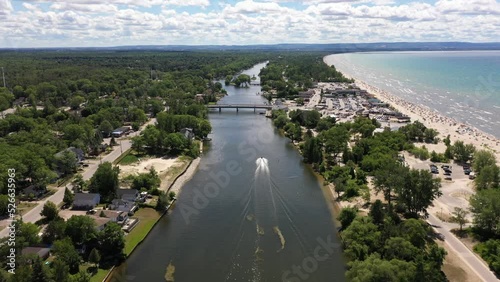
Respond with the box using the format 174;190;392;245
92;216;111;232
21;247;51;260
116;189;139;202
20;185;47;200
55;147;85;163
112;126;131;138
13;97;27;107
195;94;206;102
72;193;100;210
109;199;138;215
179;128;195;140
99;210;129;225
298;89;315;99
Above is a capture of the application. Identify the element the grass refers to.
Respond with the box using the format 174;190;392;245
118;154;139;165
124;207;162;256
17;202;37;216
89;267;111;282
88;207;162;282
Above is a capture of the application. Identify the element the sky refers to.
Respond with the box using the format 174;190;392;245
0;0;499;47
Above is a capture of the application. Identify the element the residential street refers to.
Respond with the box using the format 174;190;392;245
0;118;156;239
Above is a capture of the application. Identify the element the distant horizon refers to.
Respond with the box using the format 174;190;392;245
1;41;500;51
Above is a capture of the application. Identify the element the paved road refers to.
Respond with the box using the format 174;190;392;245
427;214;499;282
0;118;156;238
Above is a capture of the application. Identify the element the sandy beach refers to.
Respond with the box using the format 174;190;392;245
326;61;500;163
119;155;201;195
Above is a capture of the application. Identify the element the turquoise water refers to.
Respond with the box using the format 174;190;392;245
325;51;500;137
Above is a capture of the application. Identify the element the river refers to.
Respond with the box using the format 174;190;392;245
113;62;345;282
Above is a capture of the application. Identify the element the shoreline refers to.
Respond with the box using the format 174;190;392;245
323;55;500;163
103;152;202;282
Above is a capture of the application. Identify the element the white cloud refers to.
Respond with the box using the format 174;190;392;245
436;0;500;15
0;0;13;16
0;0;498;47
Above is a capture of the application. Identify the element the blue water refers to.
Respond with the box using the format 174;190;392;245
324;51;500;137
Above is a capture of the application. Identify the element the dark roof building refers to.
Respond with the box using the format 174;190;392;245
21;247;51;259
112;126;131;137
179;128;195;140
116;189;139;202
72;193;100;210
109;199;138;215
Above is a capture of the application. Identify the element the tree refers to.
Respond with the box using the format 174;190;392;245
88;248;101;268
469;189;500;236
31;255;52;282
475;164;500;190
98;120;114;137
474;239;500;274
168;191;176;202
283;122;302;142
373;160;408;209
401;219;429;249
273;114;289;129
473;150;497;174
396;169;442;217
342;216;381;261
63;187;74;206
0;195;8;216
156;191;169;211
88;162;119;202
451;140;475;163
52;258;70;282
369;199;385;226
383;237;419;261
55;149;78;176
18;221;40;247
65;215;97;246
98;223;125;263
40;201;59;221
302;136;323;164
42;218;66;244
131;168;161;191
346;254;417;282
338;207;358;230
450;207;469;232
52;238;81;274
71;174;86;193
72;270;91;282
319;125;350;165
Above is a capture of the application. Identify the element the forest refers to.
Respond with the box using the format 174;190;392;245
0;50;277;282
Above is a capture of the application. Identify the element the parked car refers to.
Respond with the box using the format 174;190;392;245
464;168;471;175
469;172;476;179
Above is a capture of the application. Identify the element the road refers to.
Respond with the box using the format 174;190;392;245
0;118;156;238
428;214;499;282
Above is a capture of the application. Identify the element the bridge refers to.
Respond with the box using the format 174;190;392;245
207;104;272;112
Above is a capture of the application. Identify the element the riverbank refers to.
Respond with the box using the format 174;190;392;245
323;56;500;163
99;153;202;282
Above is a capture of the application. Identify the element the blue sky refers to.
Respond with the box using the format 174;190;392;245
0;0;499;47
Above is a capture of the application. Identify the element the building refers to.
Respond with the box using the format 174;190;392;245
298;89;315;99
55;147;85;163
92;216;111;232
179;128;195;140
116;189;139;202
72;193;101;210
109;199;138;215
99;210;129;225
112;126;131;138
21;247;51;260
20;185;47;200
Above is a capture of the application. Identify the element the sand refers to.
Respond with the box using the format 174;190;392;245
168;157;201;195
119;157;180;177
347;77;500;162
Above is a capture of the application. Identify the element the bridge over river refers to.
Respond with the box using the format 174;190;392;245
207;103;272;112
